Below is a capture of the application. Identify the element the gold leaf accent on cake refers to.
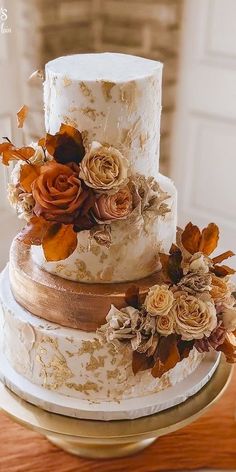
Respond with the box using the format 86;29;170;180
139;132;149;150
86;354;106;371
63;76;72;87
119;81;138;112
100;251;108;263
98;265;114;282
62;115;78;128
65;381;100;394
90;245;101;256
107;368;120;380
121;118;141;149
101;81;116;101
81;130;90;151
80;81;93;98
36;336;73;390
80;107;97;121
77;338;103;356
75;259;93;281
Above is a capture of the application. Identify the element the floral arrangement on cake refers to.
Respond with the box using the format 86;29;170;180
0;109;169;262
100;222;236;377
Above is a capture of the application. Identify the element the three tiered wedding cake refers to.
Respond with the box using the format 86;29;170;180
0;53;235;420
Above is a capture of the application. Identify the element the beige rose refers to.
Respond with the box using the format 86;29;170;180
222;308;236;332
183;253;211;275
170;292;217;340
93;186;132;222
79;141;129;191
210;275;230;304
144;284;174;317
156;314;174;336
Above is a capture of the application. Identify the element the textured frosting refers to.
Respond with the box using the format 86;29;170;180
31;173;177;283
44;53;162;178
0;268;203;403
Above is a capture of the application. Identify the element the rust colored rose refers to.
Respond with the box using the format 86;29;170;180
93;186;132;222
32;161;89;224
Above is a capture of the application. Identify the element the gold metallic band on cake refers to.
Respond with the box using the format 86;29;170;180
9;238;163;332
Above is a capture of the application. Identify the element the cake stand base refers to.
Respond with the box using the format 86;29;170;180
0;356;233;460
47;436;157;459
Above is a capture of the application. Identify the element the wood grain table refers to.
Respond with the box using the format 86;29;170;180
0;370;236;472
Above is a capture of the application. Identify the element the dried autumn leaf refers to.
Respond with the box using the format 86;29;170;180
20;164;40;192
178;340;194;360
0;142;35;166
168;247;183;284
212;250;235;265
181;222;201;255
151;335;180;378
213;264;236;277
125;285;140;309
17;105;29;128
159;253;171;283
38;137;46;147
132;351;154;375
42;223;77;261
199;223;219;256
217;333;236;363
17;217;52;246
45;123;85;164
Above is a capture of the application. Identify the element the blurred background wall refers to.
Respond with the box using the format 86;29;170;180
20;0;183;176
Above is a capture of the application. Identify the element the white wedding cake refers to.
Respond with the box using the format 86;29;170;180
0;53;235;421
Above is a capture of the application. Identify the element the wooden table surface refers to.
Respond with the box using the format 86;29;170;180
0;370;236;472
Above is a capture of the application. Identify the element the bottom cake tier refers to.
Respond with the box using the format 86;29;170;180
0;267;220;420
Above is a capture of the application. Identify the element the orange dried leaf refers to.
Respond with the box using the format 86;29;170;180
132;351;154;375
42;223;77;262
0;142;35;165
17;105;29;128
217;333;236;363
198;223;219;255
45;123;85;164
212;250;235;265
151;335;180;378
213;264;236;277
181;222;201;254
17;217;52;246
38;137;46;147
20;164;40;192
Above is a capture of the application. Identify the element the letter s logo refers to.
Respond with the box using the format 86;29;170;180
0;8;7;22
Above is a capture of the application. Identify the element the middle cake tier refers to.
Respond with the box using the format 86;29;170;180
31;173;177;283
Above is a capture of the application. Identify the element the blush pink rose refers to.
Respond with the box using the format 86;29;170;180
93;186;133;221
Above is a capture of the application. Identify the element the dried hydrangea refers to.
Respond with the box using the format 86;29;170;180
177;272;212;295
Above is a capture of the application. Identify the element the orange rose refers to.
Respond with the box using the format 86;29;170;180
93;186;133;221
32;161;89;224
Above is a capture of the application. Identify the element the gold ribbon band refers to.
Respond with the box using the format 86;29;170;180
9;239;162;332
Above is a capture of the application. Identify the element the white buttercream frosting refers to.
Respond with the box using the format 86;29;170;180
0;267;203;403
31;173;177;282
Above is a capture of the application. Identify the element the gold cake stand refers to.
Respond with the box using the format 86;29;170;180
0;357;233;459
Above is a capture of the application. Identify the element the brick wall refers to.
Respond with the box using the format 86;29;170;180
21;0;183;175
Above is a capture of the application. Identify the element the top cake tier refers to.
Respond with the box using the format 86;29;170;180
44;53;163;177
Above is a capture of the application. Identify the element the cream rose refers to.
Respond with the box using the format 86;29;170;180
183;253;211;275
79;142;129;191
156;314;174;336
144;284;174;317
222;308;236;332
170;292;217;340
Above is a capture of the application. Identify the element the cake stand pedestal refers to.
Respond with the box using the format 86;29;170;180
0;357;233;459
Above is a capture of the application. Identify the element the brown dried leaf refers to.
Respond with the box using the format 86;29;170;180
213;264;236;277
125;285;140;309
217;333;236;363
45;123;85;164
151;335;180;378
199;223;219;255
168;247;183;284
132;351;154;375
20;164;40;192
38;137;46;147
181;223;201;254
42;223;77;262
212;250;235;265
17;217;52;246
0;142;35;166
17;105;29;128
